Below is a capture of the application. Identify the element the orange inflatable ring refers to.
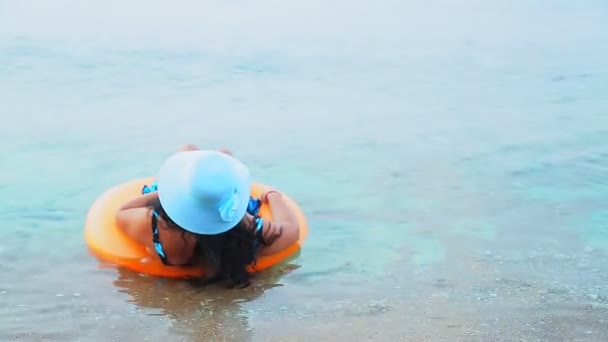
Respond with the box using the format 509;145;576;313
84;177;308;278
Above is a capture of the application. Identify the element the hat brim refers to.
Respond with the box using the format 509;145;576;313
156;151;251;235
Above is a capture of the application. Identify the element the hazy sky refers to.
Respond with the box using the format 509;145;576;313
2;0;604;55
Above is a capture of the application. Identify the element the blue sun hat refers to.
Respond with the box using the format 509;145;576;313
156;150;252;235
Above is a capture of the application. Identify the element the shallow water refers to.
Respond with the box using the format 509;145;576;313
1;0;608;341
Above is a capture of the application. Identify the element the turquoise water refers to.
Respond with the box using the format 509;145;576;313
1;0;608;340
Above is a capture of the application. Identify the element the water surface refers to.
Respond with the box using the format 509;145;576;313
1;0;607;341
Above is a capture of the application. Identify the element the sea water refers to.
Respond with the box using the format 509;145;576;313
1;0;607;340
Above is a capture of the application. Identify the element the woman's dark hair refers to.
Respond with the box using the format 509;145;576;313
148;197;281;288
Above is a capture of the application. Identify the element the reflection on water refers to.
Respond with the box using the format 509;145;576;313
112;265;298;342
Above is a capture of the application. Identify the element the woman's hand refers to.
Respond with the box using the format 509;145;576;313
179;144;199;151
218;148;233;156
179;144;233;156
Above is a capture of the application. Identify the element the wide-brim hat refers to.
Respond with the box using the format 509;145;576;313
156;150;251;235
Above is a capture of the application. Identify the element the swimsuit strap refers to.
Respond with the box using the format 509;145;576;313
247;197;265;260
247;197;261;216
151;210;171;266
251;216;264;261
142;182;158;194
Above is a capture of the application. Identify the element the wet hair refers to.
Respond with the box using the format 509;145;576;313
148;197;282;288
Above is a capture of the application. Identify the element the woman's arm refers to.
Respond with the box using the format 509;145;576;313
257;190;300;255
116;190;157;242
265;191;298;227
119;191;158;210
114;191;155;257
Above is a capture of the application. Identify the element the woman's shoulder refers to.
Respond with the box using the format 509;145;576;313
116;207;194;265
116;207;154;248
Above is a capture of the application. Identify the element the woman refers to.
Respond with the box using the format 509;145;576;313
115;145;300;288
